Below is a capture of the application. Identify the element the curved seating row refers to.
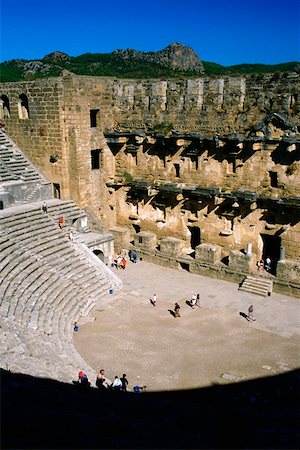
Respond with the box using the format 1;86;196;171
0;200;113;383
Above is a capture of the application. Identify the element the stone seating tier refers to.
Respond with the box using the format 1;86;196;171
0;200;113;383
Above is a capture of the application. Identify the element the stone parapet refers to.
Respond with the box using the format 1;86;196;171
134;231;157;250
195;243;221;264
160;237;183;255
276;259;300;282
228;250;257;272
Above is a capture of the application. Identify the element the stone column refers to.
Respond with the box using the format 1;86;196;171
246;243;252;256
279;246;285;261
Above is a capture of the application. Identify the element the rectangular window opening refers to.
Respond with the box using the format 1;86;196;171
90;109;100;128
91;149;101;169
269;171;278;187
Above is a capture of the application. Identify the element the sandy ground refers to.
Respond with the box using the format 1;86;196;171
74;260;300;392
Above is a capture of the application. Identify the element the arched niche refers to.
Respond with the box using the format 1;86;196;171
0;95;10;118
18;94;30;119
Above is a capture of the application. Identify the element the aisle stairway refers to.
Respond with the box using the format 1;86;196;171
239;276;273;297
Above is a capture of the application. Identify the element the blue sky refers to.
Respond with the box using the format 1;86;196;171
1;0;299;65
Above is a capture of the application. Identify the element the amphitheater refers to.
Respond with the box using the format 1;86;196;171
0;71;300;448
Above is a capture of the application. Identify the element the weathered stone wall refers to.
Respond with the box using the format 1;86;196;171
0;78;70;196
1;72;299;281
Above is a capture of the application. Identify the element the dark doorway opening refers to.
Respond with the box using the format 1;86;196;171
174;163;180;178
53;183;60;199
0;200;3;210
260;234;281;274
180;262;190;272
132;224;141;233
188;226;201;250
93;249;104;262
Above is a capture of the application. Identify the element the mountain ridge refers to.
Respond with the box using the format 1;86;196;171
1;42;299;82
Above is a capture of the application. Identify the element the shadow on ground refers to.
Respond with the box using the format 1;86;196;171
1;368;299;449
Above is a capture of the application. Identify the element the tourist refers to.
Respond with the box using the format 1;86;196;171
73;322;78;332
265;257;271;272
133;385;145;393
248;304;255;321
69;230;75;242
96;369;107;389
120;374;129;392
78;370;90;386
191;293;197;309
58;217;64;229
256;259;264;271
121;256;127;269
41;201;48;214
174;302;181;318
151;293;157;306
111;375;122;390
131;250;137;263
116;255;122;269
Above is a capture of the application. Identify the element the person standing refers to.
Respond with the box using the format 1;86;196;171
120;374;129;392
265;257;271;272
174;302;181;318
42;201;48;213
132;250;137;263
96;369;106;389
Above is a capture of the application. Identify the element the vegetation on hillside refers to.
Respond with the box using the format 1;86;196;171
0;51;299;82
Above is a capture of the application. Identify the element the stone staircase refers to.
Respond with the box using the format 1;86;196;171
0;130;46;183
239;276;273;297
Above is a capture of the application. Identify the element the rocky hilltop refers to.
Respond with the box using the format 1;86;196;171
1;43;299;82
112;42;205;74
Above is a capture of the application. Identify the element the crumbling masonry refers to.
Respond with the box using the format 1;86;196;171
1;71;299;296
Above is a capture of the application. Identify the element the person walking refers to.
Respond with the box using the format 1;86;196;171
248;304;256;321
191;293;197;309
174;302;181;318
151;293;157;306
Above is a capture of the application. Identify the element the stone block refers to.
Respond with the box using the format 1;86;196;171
160;237;183;255
134;231;157;250
110;226;130;245
276;260;300;282
228;250;256;272
195;243;222;264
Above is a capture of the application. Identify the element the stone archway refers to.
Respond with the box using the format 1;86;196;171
93;249;105;262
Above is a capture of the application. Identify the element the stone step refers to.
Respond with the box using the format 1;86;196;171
239;276;273;297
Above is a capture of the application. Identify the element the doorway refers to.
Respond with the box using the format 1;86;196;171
260;234;281;274
93;249;104;262
188;226;201;250
132;224;141;234
53;183;60;199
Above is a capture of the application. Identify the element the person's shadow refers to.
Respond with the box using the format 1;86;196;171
150;299;156;306
168;309;176;318
186;300;193;308
239;311;250;321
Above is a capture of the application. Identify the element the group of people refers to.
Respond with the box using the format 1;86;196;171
114;254;127;270
256;257;272;272
174;292;200;317
96;369;128;392
77;369;146;393
150;292;201;317
113;249;138;269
